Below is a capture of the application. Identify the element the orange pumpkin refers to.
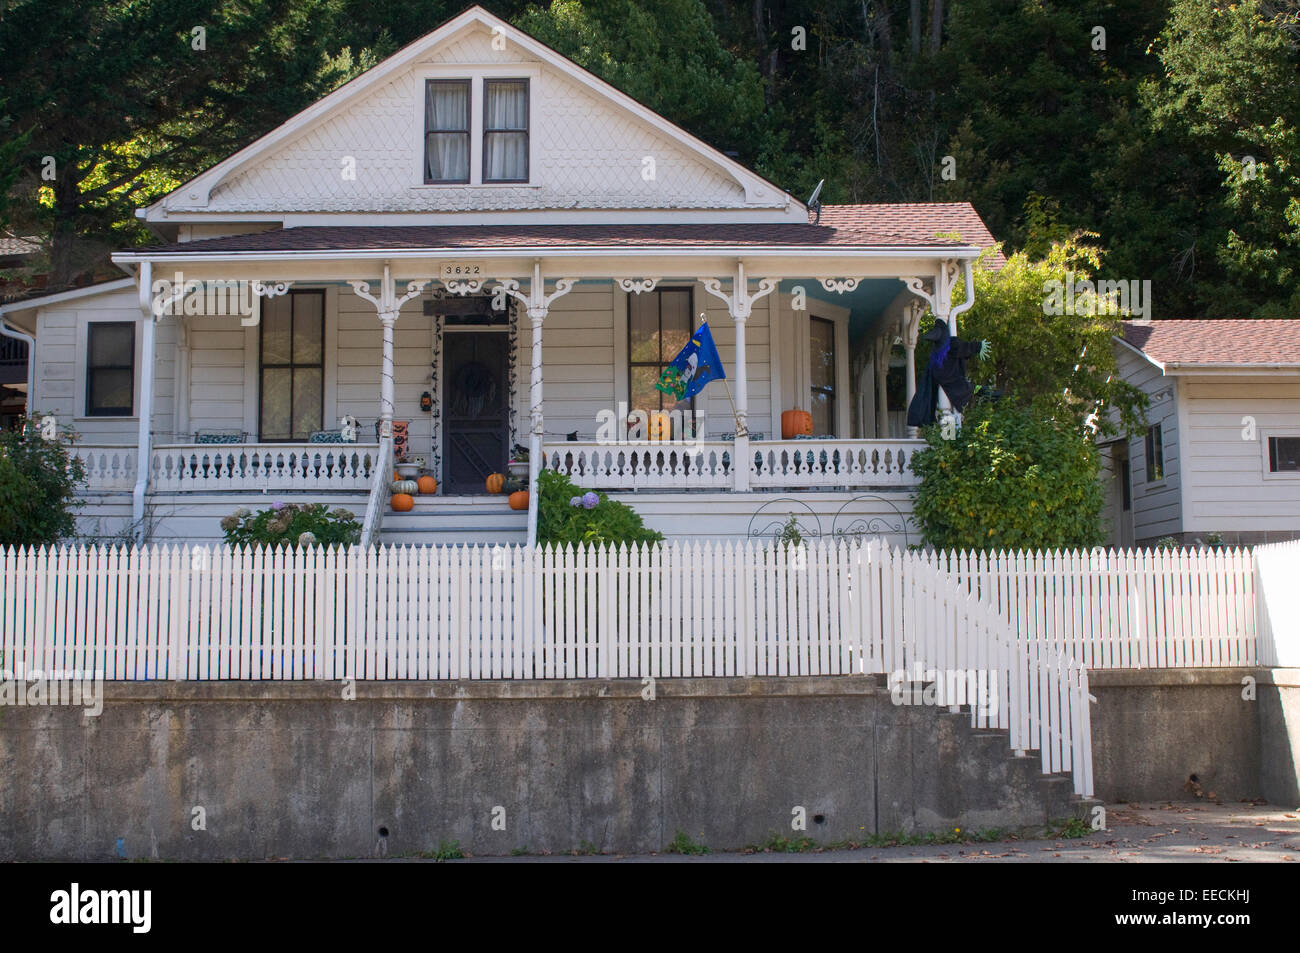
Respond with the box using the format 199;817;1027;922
781;408;813;439
390;493;415;512
392;471;401;481
486;472;505;494
508;490;529;511
417;475;437;495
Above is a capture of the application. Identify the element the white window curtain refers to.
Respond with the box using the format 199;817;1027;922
484;80;528;181
425;81;469;182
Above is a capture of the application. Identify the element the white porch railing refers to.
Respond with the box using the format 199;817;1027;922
749;439;923;488
148;443;380;493
358;436;393;549
543;441;733;489
69;444;138;491
542;438;923;491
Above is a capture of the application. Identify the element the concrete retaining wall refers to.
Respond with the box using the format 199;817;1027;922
0;677;1077;861
1090;668;1300;805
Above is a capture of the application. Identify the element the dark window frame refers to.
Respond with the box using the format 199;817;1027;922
809;315;837;435
424;78;471;185
258;289;325;443
1268;435;1300;473
627;287;697;436
482;77;530;184
85;321;135;417
1145;423;1165;483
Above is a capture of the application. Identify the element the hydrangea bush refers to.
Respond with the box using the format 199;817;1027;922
536;469;663;547
220;501;361;550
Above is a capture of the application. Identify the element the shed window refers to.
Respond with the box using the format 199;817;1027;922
86;322;135;416
1269;436;1300;472
483;79;529;182
425;80;470;183
1145;423;1164;482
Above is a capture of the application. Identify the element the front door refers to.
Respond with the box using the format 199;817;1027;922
443;331;508;494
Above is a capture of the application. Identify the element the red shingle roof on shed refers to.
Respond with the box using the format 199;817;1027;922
1121;319;1300;366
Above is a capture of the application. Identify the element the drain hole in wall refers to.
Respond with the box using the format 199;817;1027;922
813;814;826;825
378;827;389;838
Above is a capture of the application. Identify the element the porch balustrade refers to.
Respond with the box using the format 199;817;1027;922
139;443;381;493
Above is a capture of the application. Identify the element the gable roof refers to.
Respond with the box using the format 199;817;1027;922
143;5;795;220
1120;319;1300;369
818;203;1005;266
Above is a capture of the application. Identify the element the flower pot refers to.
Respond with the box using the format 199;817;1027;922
508;461;529;480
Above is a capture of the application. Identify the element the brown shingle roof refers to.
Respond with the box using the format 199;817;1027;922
134;205;1001;256
1122;319;1300;366
818;203;1005;267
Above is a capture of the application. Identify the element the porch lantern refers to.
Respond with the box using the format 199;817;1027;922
420;391;433;412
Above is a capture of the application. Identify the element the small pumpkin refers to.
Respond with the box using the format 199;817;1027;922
508;490;529;511
781;408;813;439
417;475;437;495
392;471;401;481
648;410;671;442
390;493;415;512
486;472;505;494
391;479;418;495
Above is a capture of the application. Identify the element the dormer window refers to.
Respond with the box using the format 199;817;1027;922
483;79;529;182
424;79;470;183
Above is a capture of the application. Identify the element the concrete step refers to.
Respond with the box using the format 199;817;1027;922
379;494;527;545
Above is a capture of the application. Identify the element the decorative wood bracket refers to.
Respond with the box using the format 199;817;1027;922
616;277;662;294
349;270;427;323
702;262;779;320
819;278;861;294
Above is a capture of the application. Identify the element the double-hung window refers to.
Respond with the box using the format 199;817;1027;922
629;288;693;421
86;322;135;416
259;290;324;442
483;79;529;182
424;80;471;183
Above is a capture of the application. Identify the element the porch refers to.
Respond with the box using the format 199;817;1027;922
82;225;984;544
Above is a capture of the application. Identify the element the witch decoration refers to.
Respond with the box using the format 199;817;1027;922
905;319;992;428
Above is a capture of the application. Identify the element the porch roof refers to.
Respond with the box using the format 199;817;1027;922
119;219;982;259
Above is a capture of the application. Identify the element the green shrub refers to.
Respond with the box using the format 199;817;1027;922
536;468;664;548
0;417;84;547
220;501;360;550
909;400;1105;552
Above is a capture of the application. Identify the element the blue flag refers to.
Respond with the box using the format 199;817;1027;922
655;321;726;402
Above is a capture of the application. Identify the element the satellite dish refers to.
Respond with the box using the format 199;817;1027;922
807;179;825;224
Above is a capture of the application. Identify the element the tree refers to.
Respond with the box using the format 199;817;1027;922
0;419;85;547
909;400;1107;552
949;235;1148;438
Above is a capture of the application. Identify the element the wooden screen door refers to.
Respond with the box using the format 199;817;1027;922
442;331;509;494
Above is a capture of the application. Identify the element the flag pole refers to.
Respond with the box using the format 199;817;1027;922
721;379;747;437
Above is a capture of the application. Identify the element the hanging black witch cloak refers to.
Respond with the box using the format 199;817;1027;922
905;319;990;427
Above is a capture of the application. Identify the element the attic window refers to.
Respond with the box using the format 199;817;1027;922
425;80;470;184
483;79;529;183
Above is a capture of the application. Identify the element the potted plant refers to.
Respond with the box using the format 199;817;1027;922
507;443;530;480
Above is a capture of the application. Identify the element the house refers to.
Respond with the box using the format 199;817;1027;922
0;5;1001;548
1103;319;1300;547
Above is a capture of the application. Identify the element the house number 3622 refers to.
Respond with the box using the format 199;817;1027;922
442;264;481;276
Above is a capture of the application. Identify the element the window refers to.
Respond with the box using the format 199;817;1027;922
483;79;529;183
424;80;470;183
86;322;134;416
260;291;324;441
1269;436;1300;472
810;316;836;435
1145;423;1164;482
629;288;693;422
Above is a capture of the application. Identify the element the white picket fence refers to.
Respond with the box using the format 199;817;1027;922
930;547;1263;669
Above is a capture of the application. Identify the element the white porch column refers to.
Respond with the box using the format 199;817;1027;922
349;266;428;441
484;263;575;546
703;262;779;492
173;318;190;441
901;260;977;430
875;337;891;438
902;303;921;438
131;261;156;541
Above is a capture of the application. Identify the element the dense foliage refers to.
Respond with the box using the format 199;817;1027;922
909;400;1106;552
3;0;1298;316
0;419;85;547
220;501;360;549
536;468;664;548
